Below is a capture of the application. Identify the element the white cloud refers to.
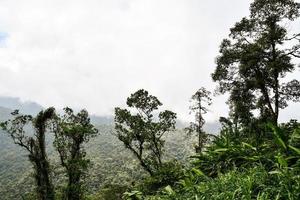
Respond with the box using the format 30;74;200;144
0;0;299;122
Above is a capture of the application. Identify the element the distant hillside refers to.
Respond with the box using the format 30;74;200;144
90;115;114;125
0;106;31;199
0;95;221;131
0;96;221;199
0;96;116;126
0;96;43;115
0;102;196;199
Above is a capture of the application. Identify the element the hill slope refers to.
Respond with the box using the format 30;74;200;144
0;102;197;199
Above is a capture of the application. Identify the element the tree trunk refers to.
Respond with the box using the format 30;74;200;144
67;171;81;200
29;132;54;200
38;127;54;200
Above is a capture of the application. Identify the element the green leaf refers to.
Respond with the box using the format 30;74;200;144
242;142;257;151
191;168;205;177
288;145;300;155
214;148;228;152
275;154;288;168
269;123;287;150
268;170;282;175
164;185;175;195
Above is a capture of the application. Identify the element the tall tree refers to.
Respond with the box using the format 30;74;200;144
53;107;98;200
114;89;177;176
0;108;56;200
212;0;300;125
186;87;212;153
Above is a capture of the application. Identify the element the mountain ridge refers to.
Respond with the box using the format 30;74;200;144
0;96;221;132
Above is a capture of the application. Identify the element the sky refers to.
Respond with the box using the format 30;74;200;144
0;0;299;123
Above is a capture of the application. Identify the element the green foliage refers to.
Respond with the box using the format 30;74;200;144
115;89;177;176
53;107;98;200
145;123;300;200
186;87;212;153
159;166;300;200
1;1;299;200
191;136;268;177
123;190;143;200
190;121;300;176
88;184;128;200
0;121;194;199
1;108;56;200
138;160;184;194
212;0;300;125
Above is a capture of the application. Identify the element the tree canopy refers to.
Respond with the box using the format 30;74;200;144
212;0;300;125
114;89;177;176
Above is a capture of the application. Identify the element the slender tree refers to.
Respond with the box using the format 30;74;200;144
53;107;98;200
186;88;212;153
114;89;177;176
0;108;56;200
212;0;300;125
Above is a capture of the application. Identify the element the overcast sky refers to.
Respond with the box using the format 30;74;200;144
0;0;299;122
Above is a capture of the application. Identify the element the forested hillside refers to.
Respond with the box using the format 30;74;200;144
1;0;300;200
0;104;198;199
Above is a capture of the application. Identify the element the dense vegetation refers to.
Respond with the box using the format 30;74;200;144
1;0;300;199
0;107;195;200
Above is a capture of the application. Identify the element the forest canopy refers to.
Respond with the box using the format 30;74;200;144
0;0;300;200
